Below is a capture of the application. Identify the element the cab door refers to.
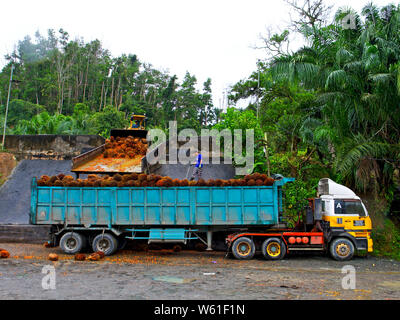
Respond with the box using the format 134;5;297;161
334;199;370;232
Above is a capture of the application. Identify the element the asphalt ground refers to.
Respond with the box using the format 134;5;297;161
0;242;399;300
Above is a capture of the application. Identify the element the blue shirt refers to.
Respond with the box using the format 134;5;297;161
195;154;203;168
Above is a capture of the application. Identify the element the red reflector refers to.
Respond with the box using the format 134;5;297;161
310;236;323;244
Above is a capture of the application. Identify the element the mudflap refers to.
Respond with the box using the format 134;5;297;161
48;226;59;247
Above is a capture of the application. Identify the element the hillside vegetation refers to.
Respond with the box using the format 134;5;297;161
1;1;399;258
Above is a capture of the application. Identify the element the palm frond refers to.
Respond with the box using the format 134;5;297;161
368;73;394;85
336;48;354;66
336;136;394;176
325;70;347;90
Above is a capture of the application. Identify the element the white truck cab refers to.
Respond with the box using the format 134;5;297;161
317;178;373;258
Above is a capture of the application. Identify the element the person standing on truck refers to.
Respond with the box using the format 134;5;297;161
190;151;203;181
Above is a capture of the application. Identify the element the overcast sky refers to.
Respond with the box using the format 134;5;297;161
0;0;396;108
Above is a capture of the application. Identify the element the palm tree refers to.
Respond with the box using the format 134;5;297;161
269;3;400;191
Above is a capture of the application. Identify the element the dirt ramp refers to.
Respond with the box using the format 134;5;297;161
0;153;17;184
0;160;73;224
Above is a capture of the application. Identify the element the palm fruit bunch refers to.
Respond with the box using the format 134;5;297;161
74;253;86;261
48;253;59;261
0;249;10;259
87;252;102;261
243;173;275;186
103;136;148;159
37;172;275;188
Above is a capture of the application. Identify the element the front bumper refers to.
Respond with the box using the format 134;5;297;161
355;237;373;252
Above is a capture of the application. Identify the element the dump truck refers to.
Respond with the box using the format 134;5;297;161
30;176;372;261
71;114;148;176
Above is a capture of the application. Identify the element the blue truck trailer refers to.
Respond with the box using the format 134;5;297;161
30;176;373;260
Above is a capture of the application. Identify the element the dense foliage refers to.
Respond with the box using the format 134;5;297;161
229;2;400;199
0;29;220;137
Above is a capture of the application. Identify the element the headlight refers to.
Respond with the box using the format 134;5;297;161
353;220;365;226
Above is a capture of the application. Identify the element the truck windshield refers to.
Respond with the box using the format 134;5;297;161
334;200;366;216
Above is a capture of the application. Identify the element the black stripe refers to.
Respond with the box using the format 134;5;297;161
330;227;371;233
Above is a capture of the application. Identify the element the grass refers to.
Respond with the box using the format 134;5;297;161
371;218;400;260
0;146;10;153
365;196;400;260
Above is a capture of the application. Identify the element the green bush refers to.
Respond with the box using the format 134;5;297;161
0;99;45;128
371;218;400;260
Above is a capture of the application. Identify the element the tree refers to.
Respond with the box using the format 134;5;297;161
90;105;128;137
0;29;214;136
200;78;217;127
246;2;400;193
0;99;45;128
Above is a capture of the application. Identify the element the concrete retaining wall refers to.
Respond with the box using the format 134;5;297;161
0;225;50;243
4;135;105;160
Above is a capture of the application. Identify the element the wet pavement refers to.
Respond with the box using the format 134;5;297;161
0;242;399;300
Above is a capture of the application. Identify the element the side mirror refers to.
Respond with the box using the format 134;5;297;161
314;198;322;220
305;205;314;225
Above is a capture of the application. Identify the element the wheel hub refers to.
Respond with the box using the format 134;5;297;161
237;242;251;256
267;242;281;257
66;238;77;250
98;239;110;251
336;243;350;257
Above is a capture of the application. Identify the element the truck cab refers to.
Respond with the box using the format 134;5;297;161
317;178;373;259
226;178;373;261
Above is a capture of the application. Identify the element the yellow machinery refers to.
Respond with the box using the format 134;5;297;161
110;114;147;138
129;114;146;130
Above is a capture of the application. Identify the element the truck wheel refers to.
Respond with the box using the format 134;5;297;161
232;237;255;260
261;237;286;260
59;232;85;254
330;238;355;261
92;233;118;256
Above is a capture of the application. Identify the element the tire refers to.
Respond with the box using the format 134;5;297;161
59;232;85;254
261;237;287;260
231;237;255;260
330;237;355;261
92;233;118;256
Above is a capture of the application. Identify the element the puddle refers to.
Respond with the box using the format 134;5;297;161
152;276;197;284
379;281;400;289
